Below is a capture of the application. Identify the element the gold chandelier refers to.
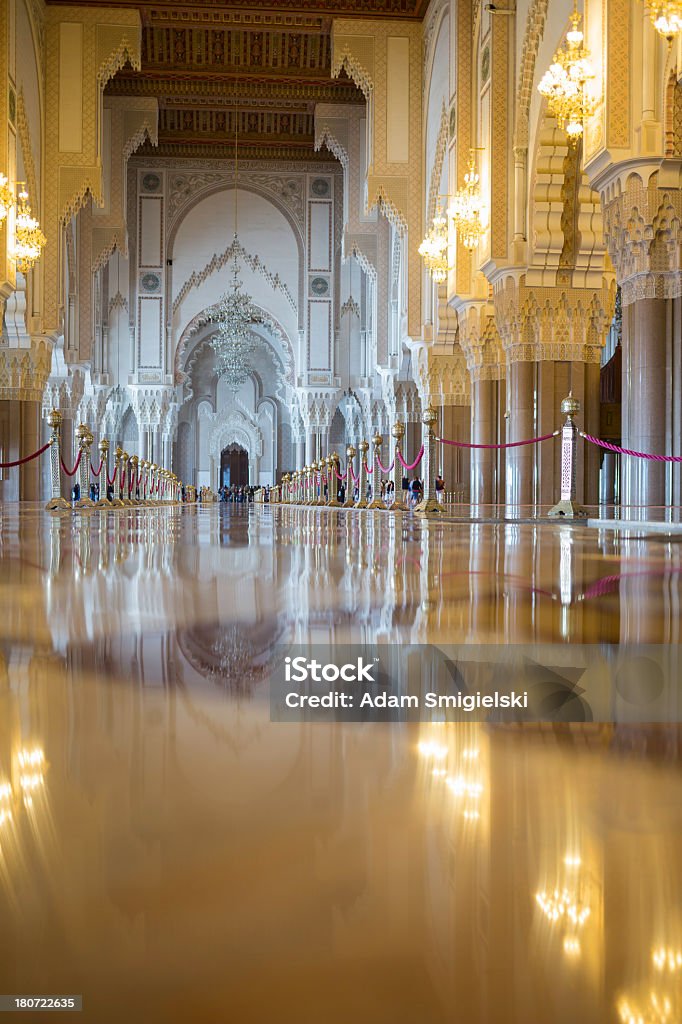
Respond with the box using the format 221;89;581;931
449;150;486;252
13;185;46;273
0;173;13;222
418;205;449;283
538;3;596;142
643;0;682;41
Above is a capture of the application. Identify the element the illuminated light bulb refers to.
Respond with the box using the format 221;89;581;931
537;5;596;142
431;767;448;777
418;741;448;760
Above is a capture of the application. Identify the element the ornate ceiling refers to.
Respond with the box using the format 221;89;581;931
46;0;429;159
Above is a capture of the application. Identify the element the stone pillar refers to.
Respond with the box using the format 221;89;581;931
506;360;535;508
600;451;617;505
471;378;496;506
19;401;41;501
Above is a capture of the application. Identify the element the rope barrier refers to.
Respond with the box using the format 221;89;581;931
349;465;358;483
60;451;82;477
0;441;50;469
365;462;373;475
90;458;104;477
436;430;559;449
580;432;682;462
397;445;424;472
376;455;394;474
107;465;117;486
333;466;345;482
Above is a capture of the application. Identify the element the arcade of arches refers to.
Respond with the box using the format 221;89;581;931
2;0;682;1021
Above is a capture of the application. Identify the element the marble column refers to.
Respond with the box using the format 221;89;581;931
600;451;617;505
627;297;667;508
20;401;41;501
471;379;496;506
506;360;535;509
295;439;305;470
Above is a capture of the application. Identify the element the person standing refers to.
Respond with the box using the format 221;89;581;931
435;473;445;504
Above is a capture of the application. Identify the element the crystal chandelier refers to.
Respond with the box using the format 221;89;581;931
643;0;682;41
13;186;46;272
449;151;486;252
211;238;255;392
538;3;596;142
419;206;449;283
210;97;255;392
0;173;13;222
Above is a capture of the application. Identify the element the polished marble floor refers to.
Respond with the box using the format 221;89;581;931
0;502;681;1022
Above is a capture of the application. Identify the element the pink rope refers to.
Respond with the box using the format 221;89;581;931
0;440;50;469
364;461;374;475
397;445;424;471
349;464;358;483
333;466;345;482
90;458;104;477
376;454;394;474
581;432;682;462
60;450;82;477
437;430;558;449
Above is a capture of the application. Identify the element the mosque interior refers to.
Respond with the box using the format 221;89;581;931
2;0;682;1020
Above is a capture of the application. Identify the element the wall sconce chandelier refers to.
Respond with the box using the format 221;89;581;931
0;174;13;222
13;185;46;272
643;0;682;41
538;3;596;142
418;206;448;283
448;151;486;251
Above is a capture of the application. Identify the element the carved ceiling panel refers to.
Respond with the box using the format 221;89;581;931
47;0;426;158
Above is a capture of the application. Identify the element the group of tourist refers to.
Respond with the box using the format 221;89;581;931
218;485;256;503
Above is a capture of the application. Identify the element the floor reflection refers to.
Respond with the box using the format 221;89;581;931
0;503;680;1021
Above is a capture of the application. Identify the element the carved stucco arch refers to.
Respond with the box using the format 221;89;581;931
175;301;296;387
166;179;305;326
514;0;550;150
208;410;264;464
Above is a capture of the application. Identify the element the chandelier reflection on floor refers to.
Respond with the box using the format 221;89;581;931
211;238;256;392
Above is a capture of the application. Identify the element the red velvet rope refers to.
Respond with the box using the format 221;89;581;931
365;461;374;475
333;466;345;482
376;454;394;474
580;431;682;462
397;445;424;471
61;450;82;477
349;464;358;483
0;440;50;469
107;465;117;486
437;430;558;450
90;458;104;477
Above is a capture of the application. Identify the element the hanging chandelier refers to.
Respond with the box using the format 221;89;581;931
210;98;255;392
449;151;486;252
0;173;13;222
211;237;256;392
538;3;596;142
642;0;682;41
418;206;449;283
13;186;46;272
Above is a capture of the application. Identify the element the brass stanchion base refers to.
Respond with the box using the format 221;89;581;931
121;498;134;507
95;498;113;509
547;499;587;518
414;497;443;516
45;497;72;512
367;499;385;510
342;498;355;508
355;499;368;509
110;498;125;508
389;500;408;512
326;498;342;508
75;497;97;510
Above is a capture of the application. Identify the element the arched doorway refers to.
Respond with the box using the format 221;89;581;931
221;444;248;487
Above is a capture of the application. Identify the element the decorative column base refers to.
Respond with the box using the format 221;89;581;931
547;498;587;519
45;496;71;512
414;496;443;517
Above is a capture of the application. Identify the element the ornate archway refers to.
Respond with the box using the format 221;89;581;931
207;410;263;487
